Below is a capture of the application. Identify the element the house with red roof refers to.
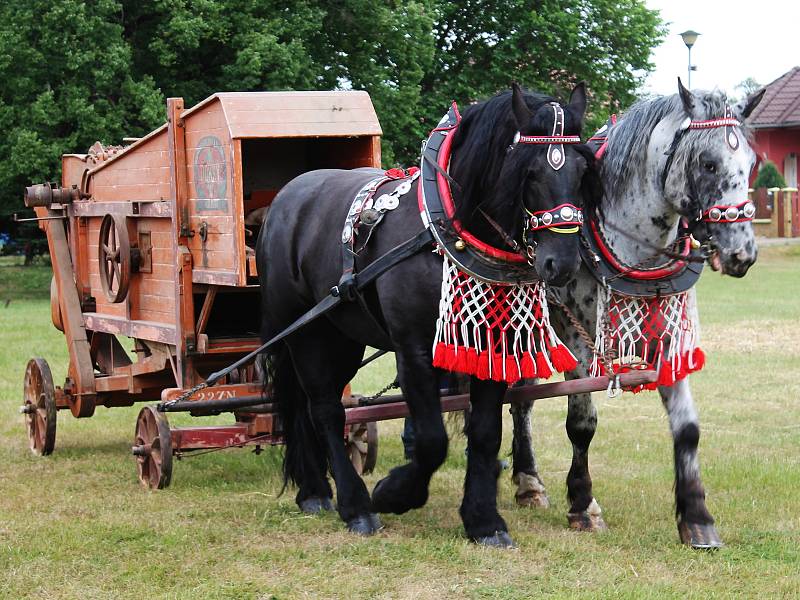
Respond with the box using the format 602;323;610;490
750;66;800;187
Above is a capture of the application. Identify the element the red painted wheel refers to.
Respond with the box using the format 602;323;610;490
346;421;378;475
22;358;57;456
132;406;173;489
98;214;131;303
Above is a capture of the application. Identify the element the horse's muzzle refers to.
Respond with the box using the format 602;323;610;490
710;245;757;278
537;253;581;286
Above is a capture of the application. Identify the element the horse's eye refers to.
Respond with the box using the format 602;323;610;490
703;161;716;173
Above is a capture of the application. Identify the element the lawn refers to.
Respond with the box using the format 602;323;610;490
0;245;799;599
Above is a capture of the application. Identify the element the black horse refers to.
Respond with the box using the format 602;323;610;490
256;83;599;547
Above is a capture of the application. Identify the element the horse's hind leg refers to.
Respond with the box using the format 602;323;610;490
371;345;448;515
659;378;722;549
461;377;514;547
510;397;550;508
286;323;379;534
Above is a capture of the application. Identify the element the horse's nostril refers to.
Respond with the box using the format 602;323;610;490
735;247;751;262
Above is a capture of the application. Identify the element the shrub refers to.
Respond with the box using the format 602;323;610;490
753;161;787;189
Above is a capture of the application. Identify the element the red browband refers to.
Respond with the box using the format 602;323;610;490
689;117;741;129
516;134;582;145
702;200;755;223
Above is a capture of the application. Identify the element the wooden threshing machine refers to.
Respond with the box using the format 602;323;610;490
22;92;384;487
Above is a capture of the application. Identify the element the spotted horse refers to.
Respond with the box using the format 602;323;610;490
508;79;765;548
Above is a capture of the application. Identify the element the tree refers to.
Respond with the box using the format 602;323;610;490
753;161;786;190
408;0;666;164
0;0;164;215
0;0;665;213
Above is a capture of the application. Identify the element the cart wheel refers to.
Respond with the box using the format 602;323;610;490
132;406;173;490
346;421;378;476
50;276;63;332
98;213;131;303
22;358;57;456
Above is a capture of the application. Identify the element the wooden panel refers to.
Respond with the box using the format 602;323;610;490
62;155;88;188
83;313;176;344
88;135;170;202
215;91;381;138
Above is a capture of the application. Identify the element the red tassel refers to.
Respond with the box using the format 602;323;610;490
505;356;520;384
535;352;553;379
449;346;460;372
465;348;479;372
476;351;491;380
520;352;537;379
550;344;577;372
452;347;468;373
691;347;706;372
656;361;674;387
432;342;448;369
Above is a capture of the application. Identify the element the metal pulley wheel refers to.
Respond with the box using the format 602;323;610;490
21;358;57;456
346;421;378;475
98;213;131;303
132;406;173;489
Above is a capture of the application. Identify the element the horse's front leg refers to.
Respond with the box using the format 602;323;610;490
564;382;607;531
510;397;550;508
659;377;722;548
461;377;514;547
371;344;448;514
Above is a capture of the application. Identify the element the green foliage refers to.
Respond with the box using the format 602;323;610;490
753;160;787;189
0;0;164;215
0;0;665;213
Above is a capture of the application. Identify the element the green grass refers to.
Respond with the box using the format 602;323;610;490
0;255;52;300
1;246;799;599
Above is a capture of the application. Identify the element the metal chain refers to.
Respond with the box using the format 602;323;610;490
364;378;400;402
546;289;615;376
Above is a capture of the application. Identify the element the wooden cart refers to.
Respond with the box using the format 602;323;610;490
22;91;384;486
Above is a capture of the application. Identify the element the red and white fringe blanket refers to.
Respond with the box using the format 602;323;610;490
590;288;705;392
432;255;577;384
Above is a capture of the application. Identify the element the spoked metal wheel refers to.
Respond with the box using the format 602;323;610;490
98;213;131;303
22;358;57;456
346;421;378;475
132;406;173;490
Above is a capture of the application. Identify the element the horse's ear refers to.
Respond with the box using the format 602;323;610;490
677;77;694;114
568;81;587;121
511;82;532;129
734;87;766;121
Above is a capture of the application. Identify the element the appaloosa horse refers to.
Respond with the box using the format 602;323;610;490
257;83;600;546
509;79;765;548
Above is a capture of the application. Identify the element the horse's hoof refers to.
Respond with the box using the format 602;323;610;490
346;513;383;536
371;475;427;514
678;520;723;550
512;473;550;508
516;490;550;508
299;496;334;514
567;498;608;532
474;531;517;549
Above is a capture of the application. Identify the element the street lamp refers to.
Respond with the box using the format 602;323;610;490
679;30;700;88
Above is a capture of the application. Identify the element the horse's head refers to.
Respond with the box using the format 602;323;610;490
665;79;765;277
503;82;600;286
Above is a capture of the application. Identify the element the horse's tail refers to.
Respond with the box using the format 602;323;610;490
265;341;311;492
